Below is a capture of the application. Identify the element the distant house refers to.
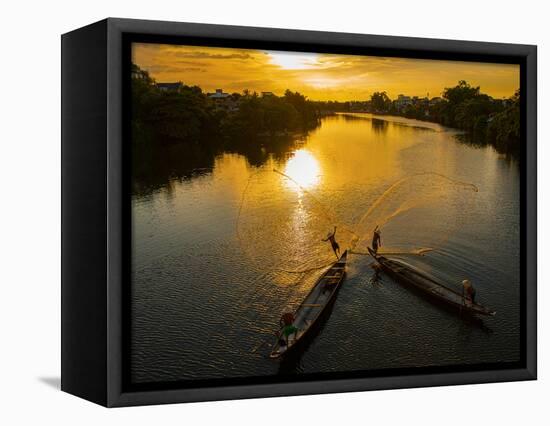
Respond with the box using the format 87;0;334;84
261;91;274;97
157;82;183;92
131;67;150;81
207;89;239;112
395;94;412;110
208;88;230;99
429;97;444;106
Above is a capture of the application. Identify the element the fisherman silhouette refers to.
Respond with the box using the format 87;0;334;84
372;226;382;254
322;226;340;258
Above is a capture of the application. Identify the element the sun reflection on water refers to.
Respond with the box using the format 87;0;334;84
283;149;321;192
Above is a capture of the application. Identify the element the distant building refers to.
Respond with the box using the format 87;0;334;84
157;82;183;92
207;89;239;112
415;96;428;103
395;94;412;110
208;88;230;99
261;91;274;97
131;67;150;81
429;97;444;106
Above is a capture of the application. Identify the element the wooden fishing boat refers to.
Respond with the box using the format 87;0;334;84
270;251;348;359
368;247;495;316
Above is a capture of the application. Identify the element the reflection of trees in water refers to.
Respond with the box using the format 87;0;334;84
454;133;488;149
132;142;215;196
339;113;368;122
132;132;312;196
338;113;390;133
337;113;434;134
454;133;519;161
371;118;388;133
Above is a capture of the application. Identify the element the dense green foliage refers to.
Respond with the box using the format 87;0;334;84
132;65;320;148
220;90;319;139
485;90;520;154
370;91;392;113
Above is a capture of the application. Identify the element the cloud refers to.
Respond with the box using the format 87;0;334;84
171;51;253;60
144;65;206;74
132;43;519;101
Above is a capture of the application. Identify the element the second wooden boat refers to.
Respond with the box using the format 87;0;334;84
368;247;495;316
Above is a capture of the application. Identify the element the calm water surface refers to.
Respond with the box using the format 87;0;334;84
131;113;520;383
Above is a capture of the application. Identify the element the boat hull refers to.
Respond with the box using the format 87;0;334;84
272;277;344;361
368;248;495;317
270;251;348;359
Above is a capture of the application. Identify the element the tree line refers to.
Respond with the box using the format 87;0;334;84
368;81;521;156
131;64;321;149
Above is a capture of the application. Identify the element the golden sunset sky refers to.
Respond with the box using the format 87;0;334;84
132;43;519;101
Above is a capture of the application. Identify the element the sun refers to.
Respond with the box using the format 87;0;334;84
266;51;320;70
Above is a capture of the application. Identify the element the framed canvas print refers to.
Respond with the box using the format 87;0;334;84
61;18;537;407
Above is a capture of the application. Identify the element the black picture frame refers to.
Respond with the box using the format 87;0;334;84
61;17;537;407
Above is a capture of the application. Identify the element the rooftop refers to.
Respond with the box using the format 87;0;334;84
208;88;230;99
156;82;183;91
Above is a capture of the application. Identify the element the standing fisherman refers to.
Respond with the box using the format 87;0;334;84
372;226;382;254
322;226;340;258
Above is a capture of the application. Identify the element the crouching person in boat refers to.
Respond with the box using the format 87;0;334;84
322;226;340;258
279;312;299;346
372;226;382;254
462;279;477;305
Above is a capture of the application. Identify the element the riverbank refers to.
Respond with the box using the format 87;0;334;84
342;105;519;157
338;112;447;132
363;82;520;156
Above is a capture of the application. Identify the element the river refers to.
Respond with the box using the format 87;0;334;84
131;113;520;384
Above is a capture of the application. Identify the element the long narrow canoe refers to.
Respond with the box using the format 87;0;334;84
368;247;495;316
270;251;348;359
